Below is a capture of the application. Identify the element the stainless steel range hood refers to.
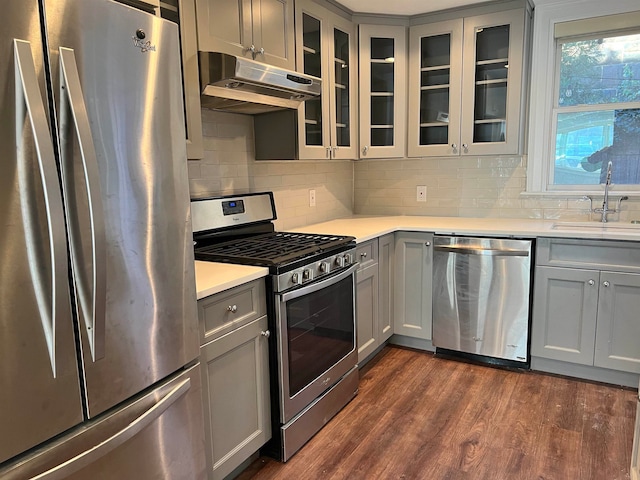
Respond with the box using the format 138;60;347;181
199;52;321;114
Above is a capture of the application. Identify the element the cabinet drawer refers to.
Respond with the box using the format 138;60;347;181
537;237;640;273
198;279;266;344
356;240;378;270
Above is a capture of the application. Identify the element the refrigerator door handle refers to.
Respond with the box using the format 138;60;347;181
58;46;106;361
13;39;68;377
31;377;192;480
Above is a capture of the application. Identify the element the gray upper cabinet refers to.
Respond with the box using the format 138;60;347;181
195;0;295;70
408;6;529;157
394;232;433;340
295;0;357;159
359;24;407;159
532;238;640;374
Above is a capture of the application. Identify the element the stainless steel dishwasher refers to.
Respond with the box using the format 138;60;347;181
432;236;533;366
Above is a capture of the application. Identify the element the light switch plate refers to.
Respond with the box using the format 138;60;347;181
309;189;316;207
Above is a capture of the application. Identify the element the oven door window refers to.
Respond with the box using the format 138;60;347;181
286;274;355;397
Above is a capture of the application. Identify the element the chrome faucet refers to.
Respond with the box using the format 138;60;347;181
601;161;613;222
584;161;628;222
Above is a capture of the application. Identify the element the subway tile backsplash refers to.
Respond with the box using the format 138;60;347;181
188;110;640;226
188;110;353;231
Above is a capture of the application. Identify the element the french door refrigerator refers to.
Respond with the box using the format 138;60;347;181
0;0;206;478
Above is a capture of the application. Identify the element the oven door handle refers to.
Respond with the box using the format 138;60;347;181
280;263;358;303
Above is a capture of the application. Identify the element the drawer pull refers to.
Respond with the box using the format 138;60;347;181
227;305;237;313
603;281;610;288
261;330;270;338
360;252;367;258
588;279;595;286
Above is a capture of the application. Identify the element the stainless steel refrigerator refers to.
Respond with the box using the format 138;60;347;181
0;0;206;478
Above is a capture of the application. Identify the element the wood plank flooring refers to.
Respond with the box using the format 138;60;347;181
236;346;638;480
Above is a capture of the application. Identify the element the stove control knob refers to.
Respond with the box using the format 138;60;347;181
291;272;302;285
335;256;345;268
319;262;330;273
303;269;313;281
343;253;353;265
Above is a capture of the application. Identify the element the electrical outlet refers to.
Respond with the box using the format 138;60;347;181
309;189;316;207
417;185;427;202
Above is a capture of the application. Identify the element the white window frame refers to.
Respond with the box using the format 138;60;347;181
526;0;640;196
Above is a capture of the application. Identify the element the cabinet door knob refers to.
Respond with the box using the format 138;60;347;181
258;47;265;56
227;305;237;313
261;330;271;338
425;241;431;246
362;146;369;156
603;281;610;287
451;143;457;150
462;143;469;153
588;279;595;286
326;146;331;158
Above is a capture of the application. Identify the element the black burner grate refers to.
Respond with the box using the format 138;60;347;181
194;232;354;267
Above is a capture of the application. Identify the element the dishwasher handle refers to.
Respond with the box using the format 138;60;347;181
433;245;529;257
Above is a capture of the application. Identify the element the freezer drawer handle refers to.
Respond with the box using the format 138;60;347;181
32;378;191;480
433;245;529;257
13;39;70;378
59;47;107;361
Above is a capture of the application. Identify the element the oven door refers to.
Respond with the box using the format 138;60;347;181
276;263;358;424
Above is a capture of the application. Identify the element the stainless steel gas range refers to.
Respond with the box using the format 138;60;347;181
192;192;359;461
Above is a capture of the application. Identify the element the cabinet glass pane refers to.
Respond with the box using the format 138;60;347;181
474;24;509;145
371;96;394;125
302;14;322;146
421;34;450;68
371;37;394;60
419;33;451;146
334;28;350;147
305;97;323;146
371;62;394;92
371;128;394;146
475;25;510;61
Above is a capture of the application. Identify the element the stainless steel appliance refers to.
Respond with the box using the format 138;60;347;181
0;0;205;477
192;192;359;461
432;236;533;366
199;52;322;114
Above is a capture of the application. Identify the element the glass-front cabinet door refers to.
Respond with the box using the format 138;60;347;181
408;20;463;157
460;9;526;155
359;25;407;158
295;0;356;159
408;8;528;157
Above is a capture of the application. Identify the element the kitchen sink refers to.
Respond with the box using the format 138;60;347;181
551;221;640;232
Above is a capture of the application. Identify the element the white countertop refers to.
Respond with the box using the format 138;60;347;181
194;261;268;300
290;215;640;243
195;215;640;300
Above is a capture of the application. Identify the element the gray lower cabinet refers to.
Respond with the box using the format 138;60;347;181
197;279;271;480
355;234;395;364
632;385;640;480
394;232;434;340
356;239;379;363
532;238;640;375
378;234;394;343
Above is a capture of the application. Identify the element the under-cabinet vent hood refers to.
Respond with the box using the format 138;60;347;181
199;52;321;114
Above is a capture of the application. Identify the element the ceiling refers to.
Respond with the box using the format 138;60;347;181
333;0;496;15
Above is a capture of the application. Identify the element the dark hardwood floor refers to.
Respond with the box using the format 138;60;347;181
237;346;638;480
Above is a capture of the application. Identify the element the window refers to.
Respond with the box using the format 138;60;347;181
552;34;640;187
526;3;640;195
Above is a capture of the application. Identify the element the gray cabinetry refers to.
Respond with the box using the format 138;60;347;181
358;25;407;159
294;0;357;159
407;5;529;157
356;240;379;363
378;234;395;343
532;238;640;375
632;382;640;480
197;279;271;480
195;0;295;69
394;232;433;340
356;235;394;364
